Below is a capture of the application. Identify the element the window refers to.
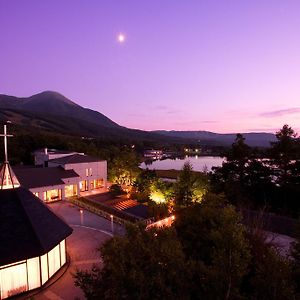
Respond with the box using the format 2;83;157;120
40;253;48;285
27;257;40;290
0;262;27;299
80;180;88;192
48;244;61;278
89;168;92;176
44;189;61;202
65;185;77;197
86;168;89;177
60;240;66;266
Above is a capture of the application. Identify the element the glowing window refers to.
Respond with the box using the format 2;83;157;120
27;257;41;290
40;253;48;285
48;244;61;278
0;262;27;298
60;240;66;266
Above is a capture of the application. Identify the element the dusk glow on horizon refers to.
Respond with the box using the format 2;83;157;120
1;1;300;134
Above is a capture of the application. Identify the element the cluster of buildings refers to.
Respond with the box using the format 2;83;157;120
14;148;107;203
0;125;108;299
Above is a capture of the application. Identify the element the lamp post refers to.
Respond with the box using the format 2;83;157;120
80;209;84;225
110;215;114;234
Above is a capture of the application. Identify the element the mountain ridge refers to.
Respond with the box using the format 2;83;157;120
154;130;277;147
0;91;276;147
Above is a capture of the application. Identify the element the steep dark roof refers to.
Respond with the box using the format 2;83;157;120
13;166;79;189
49;154;104;165
0;187;72;265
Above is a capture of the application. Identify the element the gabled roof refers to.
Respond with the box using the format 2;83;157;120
13;166;79;189
48;154;104;165
0;187;72;265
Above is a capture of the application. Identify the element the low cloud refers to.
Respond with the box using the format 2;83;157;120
260;107;300;118
201;120;218;124
154;105;168;110
166;109;182;115
127;113;147;118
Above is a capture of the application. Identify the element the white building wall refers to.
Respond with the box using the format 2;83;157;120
63;161;107;191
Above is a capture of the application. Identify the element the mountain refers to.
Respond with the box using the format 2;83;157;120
0;91;276;147
0;91;119;129
0;91;186;144
154;130;277;147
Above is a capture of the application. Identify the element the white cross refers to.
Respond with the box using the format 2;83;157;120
0;123;13;163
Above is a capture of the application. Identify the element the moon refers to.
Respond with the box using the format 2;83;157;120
117;33;125;43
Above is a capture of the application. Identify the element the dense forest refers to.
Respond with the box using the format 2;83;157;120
211;124;300;217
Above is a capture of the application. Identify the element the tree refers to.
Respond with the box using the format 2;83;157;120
250;248;295;300
271;124;297;185
74;225;189;300
175;161;208;207
109;149;140;185
242;215;296;299
211;134;252;206
174;194;250;299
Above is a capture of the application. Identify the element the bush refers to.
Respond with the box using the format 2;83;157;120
109;184;125;197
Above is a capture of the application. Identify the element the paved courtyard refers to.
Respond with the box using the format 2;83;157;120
28;201;125;300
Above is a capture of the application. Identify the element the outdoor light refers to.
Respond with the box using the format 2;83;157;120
110;215;114;234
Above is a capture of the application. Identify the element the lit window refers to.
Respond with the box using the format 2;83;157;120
89;168;92;176
40;253;48;285
48;244;61;278
86;168;89;177
27;257;41;290
0;262;27;298
60;240;66;265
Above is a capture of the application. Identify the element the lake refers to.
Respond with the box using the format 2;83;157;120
140;156;224;172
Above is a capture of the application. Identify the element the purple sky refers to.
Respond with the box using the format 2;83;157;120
1;0;300;133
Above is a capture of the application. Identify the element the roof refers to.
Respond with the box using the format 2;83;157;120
124;204;149;219
48;154;104;165
13;166;79;189
33;148;77;155
0;187;72;265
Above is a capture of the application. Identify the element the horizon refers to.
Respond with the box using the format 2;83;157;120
1;1;300;133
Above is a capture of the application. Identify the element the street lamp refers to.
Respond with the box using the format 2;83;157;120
80;209;84;225
110;215;114;234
